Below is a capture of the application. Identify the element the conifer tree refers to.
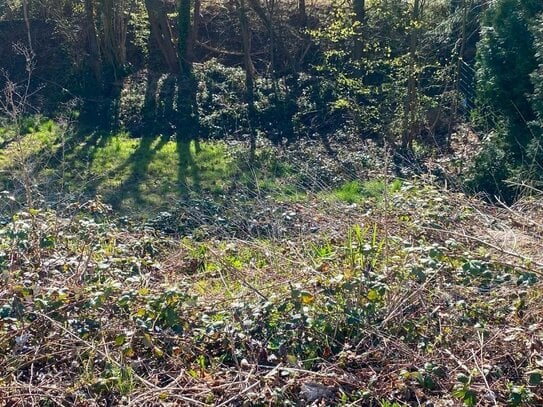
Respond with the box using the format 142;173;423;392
475;0;543;158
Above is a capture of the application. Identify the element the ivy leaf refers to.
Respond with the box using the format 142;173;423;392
115;334;126;346
528;369;543;385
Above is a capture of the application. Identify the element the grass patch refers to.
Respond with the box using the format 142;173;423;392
0;119;62;196
0;126;237;215
0;126;8;145
332;178;402;203
74;133;236;214
0;118;59;168
230;147;307;201
0;122;313;216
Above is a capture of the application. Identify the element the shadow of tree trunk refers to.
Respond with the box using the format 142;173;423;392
176;139;201;196
109;134;169;207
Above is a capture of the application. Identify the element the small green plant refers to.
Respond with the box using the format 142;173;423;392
335;180;364;203
507;384;534;406
96;364;136;396
452;373;477;406
527;369;543;386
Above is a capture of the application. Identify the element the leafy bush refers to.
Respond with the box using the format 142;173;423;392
466;131;515;201
471;0;543;200
195;59;248;139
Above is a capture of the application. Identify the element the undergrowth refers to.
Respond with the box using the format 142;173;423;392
1;119;542;405
1;177;542;405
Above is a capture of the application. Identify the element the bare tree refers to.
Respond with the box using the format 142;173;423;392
0;45;41;208
84;0;103;85
236;0;257;159
248;0;293;75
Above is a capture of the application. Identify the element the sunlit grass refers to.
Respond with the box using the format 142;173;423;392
83;133;235;213
0;118;59;169
2;120;399;217
0;123;310;215
0;125;237;214
329;178;403;204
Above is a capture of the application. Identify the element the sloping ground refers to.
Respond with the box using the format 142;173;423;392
0;122;377;218
1;178;542;406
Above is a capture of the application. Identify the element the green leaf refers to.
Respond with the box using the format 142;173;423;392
115;334;126;346
463;389;477;407
286;354;298;365
367;289;380;302
528;369;543;385
456;373;470;384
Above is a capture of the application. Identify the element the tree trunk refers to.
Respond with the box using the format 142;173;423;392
298;0;307;28
100;0;129;77
21;0;33;54
144;0;179;73
178;0;191;74
84;0;103;85
448;0;468;149
177;0;199;140
402;0;421;150
237;0;257;160
352;0;365;60
187;0;201;63
100;0;120;79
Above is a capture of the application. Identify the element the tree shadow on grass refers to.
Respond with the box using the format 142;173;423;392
75;72;204;211
78;71;179;208
176;138;201;197
0;121;119;203
56;125;122;198
2;69;208;211
105;70;201;209
107;133;170;208
101;136;204;212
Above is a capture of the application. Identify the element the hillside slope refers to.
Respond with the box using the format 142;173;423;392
1;171;542;405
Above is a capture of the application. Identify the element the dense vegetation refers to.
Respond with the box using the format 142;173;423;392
1;0;543;405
